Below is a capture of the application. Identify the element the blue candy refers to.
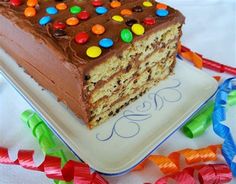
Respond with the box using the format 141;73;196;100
96;6;108;15
99;38;114;48
46;7;58;15
156;9;169;17
39;16;51;26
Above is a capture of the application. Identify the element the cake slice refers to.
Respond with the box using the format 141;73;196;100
0;0;185;128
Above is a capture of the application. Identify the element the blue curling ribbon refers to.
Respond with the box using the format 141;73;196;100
212;77;236;176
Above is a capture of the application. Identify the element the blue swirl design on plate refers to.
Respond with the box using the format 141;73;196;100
96;79;182;141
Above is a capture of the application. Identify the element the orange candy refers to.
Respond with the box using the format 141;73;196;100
24;7;36;17
120;9;132;16
92;24;105;35
56;3;67;10
27;0;38;7
110;0;121;8
156;3;167;9
66;17;79;26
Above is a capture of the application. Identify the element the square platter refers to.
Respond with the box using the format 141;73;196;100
0;49;218;175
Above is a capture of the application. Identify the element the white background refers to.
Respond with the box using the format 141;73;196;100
0;0;236;183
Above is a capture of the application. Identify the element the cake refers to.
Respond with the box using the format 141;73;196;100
0;0;185;128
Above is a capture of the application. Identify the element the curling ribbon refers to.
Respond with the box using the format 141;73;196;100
155;164;232;184
182;91;236;138
133;144;221;175
0;147;108;184
178;44;236;75
21;110;75;184
212;77;236;176
20;110;73;163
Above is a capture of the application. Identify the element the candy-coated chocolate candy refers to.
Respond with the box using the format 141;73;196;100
131;23;145;35
92;0;103;7
112;15;124;22
39;16;51;26
27;0;38;7
53;21;66;30
156;9;169;17
92;24;105;35
156;3;167;10
46;7;58;15
56;3;67;10
132;5;143;12
120;29;133;43
99;38;113;48
143;1;153;7
75;32;89;44
10;0;22;6
95;6;108;15
24;7;36;17
53;29;66;37
125;19;138;27
143;17;156;25
110;1;121;8
66;17;79;26
120;9;132;16
77;11;90;20
70;5;82;14
86;46;102;58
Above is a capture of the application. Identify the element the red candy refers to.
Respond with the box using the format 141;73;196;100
10;0;22;6
77;11;90;20
75;32;89;44
143;17;156;25
53;21;66;30
91;0;103;7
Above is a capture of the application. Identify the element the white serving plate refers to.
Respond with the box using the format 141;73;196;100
0;48;218;175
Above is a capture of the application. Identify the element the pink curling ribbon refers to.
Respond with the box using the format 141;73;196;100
0;147;108;184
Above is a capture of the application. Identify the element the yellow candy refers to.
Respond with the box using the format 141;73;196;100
143;1;153;7
86;46;102;58
112;15;124;22
131;24;145;36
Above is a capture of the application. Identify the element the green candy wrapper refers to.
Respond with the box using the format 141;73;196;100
182;90;236;138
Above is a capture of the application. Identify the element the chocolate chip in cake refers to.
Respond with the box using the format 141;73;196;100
96;117;102;122
126;64;132;72
108;111;113;116
132;6;143;13
117;79;121;85
125;19;138;27
84;75;90;81
53;29;66;37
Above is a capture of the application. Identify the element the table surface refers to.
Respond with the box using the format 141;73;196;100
0;0;235;183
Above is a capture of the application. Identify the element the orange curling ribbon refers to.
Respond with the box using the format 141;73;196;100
133;145;221;175
0;147;108;184
178;43;236;75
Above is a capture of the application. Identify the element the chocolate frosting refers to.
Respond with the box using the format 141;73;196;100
0;0;185;125
0;0;185;75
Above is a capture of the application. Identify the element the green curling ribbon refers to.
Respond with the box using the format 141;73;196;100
182;91;236;138
21;110;76;184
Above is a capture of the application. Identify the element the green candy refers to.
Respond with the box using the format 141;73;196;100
70;5;82;14
121;29;133;43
